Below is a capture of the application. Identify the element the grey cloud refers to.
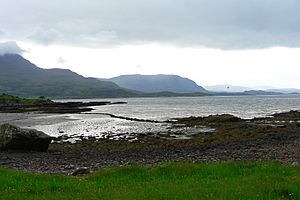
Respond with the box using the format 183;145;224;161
27;28;61;45
1;0;300;49
0;41;24;55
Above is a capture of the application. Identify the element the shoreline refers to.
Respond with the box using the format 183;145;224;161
0;110;299;174
1;130;299;174
0;101;127;114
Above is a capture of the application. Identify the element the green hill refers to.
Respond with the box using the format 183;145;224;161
0;54;136;98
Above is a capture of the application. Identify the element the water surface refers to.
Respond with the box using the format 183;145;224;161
1;95;299;140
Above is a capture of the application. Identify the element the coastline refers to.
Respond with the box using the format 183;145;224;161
0;107;299;174
1;129;299;174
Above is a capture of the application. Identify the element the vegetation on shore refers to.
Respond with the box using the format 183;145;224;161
164;111;300;147
0;94;128;113
0;93;53;105
0;162;299;200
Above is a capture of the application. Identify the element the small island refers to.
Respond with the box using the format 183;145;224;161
0;93;126;113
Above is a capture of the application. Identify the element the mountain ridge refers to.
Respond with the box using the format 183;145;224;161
205;84;300;94
0;54;136;98
204;85;252;93
1;54;296;98
107;74;207;93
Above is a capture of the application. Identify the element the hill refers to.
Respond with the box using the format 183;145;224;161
242;90;282;95
205;84;300;95
0;54;135;98
108;74;207;93
266;88;300;94
204;85;251;93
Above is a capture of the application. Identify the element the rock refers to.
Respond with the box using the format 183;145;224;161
0;123;52;152
64;164;75;170
69;167;90;176
249;147;257;153
52;151;62;156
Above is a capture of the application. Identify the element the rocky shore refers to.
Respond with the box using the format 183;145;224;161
0;101;127;114
0;110;299;174
0;131;299;174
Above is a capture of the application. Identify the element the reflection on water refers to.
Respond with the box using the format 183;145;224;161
33;114;171;140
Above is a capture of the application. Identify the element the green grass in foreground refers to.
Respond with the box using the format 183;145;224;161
0;162;299;200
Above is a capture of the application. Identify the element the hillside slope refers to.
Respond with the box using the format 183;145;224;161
0;54;134;98
108;74;207;93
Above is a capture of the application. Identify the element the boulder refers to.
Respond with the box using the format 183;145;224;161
69;167;90;176
0;124;52;152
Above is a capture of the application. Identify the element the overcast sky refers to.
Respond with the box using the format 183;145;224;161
1;0;300;88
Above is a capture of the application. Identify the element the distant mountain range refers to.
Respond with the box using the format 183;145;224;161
265;88;300;94
0;54;208;98
0;54;298;99
205;84;300;94
0;54;136;98
204;85;252;93
107;74;207;93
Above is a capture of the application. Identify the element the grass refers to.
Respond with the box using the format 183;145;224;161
0;162;299;200
0;93;52;105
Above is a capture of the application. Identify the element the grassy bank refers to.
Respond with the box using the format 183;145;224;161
0;94;52;105
0;162;299;200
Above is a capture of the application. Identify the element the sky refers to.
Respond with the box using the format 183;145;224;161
1;0;300;88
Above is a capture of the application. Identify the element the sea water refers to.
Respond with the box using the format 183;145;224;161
2;95;300;140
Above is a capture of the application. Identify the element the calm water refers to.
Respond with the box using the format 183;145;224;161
5;95;300;140
89;95;300;120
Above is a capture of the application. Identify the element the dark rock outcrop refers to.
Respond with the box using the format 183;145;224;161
0;124;52;151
